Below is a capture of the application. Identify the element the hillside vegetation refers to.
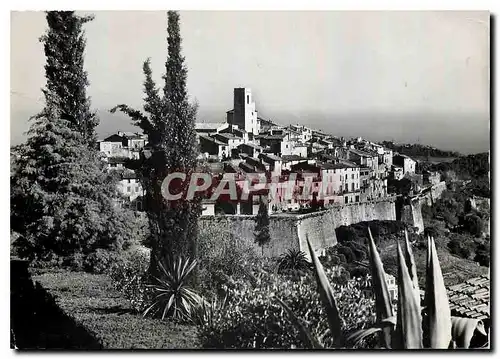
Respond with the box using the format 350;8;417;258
418;152;490;197
380;141;461;158
333;219;488;287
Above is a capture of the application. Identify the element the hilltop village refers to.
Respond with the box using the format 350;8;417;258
11;11;490;350
99;88;440;215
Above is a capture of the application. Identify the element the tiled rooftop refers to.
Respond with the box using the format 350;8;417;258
195;122;227;131
447;274;490;320
349;148;375;157
239;142;263;150
282;155;307;161
260;153;282;161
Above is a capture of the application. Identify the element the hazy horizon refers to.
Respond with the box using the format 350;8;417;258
11;11;490;154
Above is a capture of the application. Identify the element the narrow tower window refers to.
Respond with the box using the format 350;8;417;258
247;95;250;104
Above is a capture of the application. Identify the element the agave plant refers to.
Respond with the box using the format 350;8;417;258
277;248;311;274
277;229;489;349
143;255;201;321
191;295;227;327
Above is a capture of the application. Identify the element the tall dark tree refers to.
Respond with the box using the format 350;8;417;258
11;11;136;266
41;11;98;145
254;197;271;256
111;11;200;272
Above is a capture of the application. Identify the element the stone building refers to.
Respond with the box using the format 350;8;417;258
199;134;228;159
393;153;416;174
423;169;441;186
99;132;147;159
348;148;379;172
227;88;260;135
291;160;361;205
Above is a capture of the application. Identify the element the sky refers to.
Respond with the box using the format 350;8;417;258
10;11;490;154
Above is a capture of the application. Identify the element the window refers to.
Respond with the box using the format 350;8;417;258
351;174;354;179
247;95;250;104
127;186;131;193
351;183;354;191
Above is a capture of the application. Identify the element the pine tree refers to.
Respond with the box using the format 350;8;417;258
254;197;271;256
111;11;200;272
11;11;136;266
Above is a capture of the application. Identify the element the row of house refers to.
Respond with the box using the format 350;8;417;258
97;87;438;215
98;131;148;209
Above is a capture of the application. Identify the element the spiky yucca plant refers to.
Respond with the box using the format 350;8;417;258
277;229;489;349
143;256;201;321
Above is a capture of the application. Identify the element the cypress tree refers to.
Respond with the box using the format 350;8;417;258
254;197;271;256
11;11;136;266
41;11;98;145
111;11;200;273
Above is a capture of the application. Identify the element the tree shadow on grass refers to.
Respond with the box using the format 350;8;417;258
89;305;136;316
10;259;102;350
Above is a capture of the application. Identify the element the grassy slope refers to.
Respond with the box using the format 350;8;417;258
379;239;488;287
32;270;200;349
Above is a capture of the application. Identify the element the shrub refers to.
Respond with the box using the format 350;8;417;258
459;246;473;259
83;249;116;274
337;246;356;263
197;271;376;349
352;248;367;262
349;266;370;278
421;204;435;221
424;226;440;238
336;221;409;248
336;226;358;243
331;268;351;286
447;238;461;256
447;234;476;260
381;255;398;277
463;214;484;237
108;246;151;313
329;255;340;265
474;242;490;267
320;254;340;267
197;220;259;298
